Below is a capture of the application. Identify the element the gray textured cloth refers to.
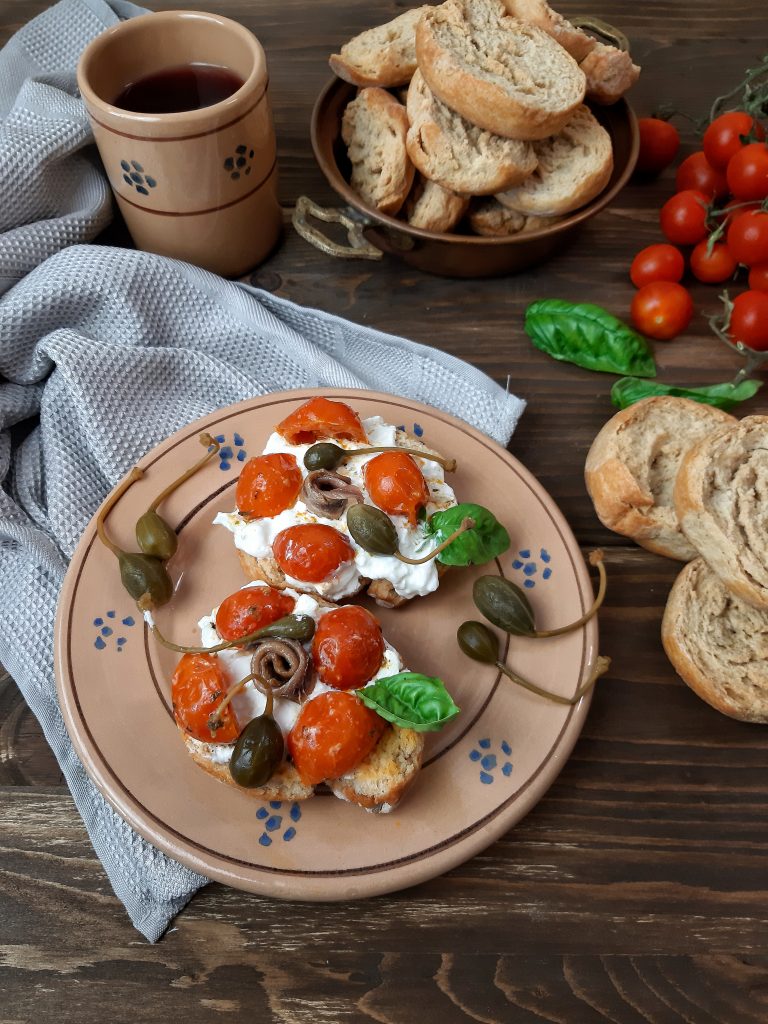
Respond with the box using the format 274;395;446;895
0;0;525;941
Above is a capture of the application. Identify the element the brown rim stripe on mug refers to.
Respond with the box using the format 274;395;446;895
116;156;277;218
88;80;268;143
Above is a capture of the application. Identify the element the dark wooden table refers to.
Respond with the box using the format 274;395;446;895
3;1;768;1020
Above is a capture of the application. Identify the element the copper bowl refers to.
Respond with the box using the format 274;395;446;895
294;76;639;279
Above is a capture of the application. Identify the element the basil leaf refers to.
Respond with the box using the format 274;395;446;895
356;673;460;732
611;377;763;411
525;300;656;378
426;503;510;566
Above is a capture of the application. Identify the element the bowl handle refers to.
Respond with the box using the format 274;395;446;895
570;16;629;52
292;196;384;261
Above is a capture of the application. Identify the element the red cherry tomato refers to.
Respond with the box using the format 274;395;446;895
631;281;694;340
675;151;729;199
172;653;239;743
690;241;737;283
215;585;295;642
272;523;354;583
727;142;768;201
659;190;710;245
726;210;768;266
235;453;302;519
721;198;761;228
363;451;429;525
288;691;387;786
636;117;680;175
704;112;765;169
276;397;367;445
629;243;685;288
748;263;768;291
312;605;385;690
728;290;768;350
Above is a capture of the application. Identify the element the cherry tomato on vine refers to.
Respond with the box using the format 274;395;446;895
364;451;429;525
636;117;680;175
728;290;768;350
277;397;367;445
631;281;694;340
312;605;385;690
721;197;761;227
272;523;354;582
288;690;387;786
748;263;768;291
172;653;239;743
215;585;295;642
630;243;685;288
675;151;729;199
236;453;303;519
690;241;737;283
703;111;765;170
660;190;710;245
726;210;768;266
727;143;768;201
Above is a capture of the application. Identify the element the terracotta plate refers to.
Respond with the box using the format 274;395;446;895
55;389;598;900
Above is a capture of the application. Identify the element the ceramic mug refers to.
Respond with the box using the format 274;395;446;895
77;10;282;277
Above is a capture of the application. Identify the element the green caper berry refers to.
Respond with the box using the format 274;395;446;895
229;715;284;788
304;442;344;472
118;552;174;607
254;614;316;643
457;621;500;664
135;509;178;560
346;503;399;556
473;575;536;637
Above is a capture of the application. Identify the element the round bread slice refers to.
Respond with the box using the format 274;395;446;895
501;0;597;62
416;0;585;141
327;725;425;812
662;558;768;722
495;105;613;216
585;397;736;561
404;174;470;233
185;734;317;802
468;197;559;236
406;69;537;195
675;415;768;608
329;7;427;87
342;88;415;215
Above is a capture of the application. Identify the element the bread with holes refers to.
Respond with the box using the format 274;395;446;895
404;174;471;232
585;397;736;561
329;6;427;88
342;88;415;215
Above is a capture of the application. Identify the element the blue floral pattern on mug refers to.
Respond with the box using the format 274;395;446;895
120;159;157;196
223;144;255;180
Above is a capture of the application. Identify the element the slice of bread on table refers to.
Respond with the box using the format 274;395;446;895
674;415;768;608
662;558;768;723
495;105;613;216
405;174;471;232
415;0;585;141
342;88;414;215
585;397;736;561
330;6;427;87
406;69;537;195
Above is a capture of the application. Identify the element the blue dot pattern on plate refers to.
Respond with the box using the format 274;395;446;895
256;801;302;845
469;739;513;784
93;612;136;651
510;547;553;589
214;433;247;471
119;159;157;196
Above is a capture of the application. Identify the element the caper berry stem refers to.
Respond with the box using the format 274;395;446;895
396;517;475;565
497;654;611;706
208;672;275;733
350;445;456;473
96;467;145;557
529;550;607;638
149;613;315;655
148;432;220;512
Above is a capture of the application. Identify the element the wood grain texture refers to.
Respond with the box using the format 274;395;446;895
2;0;768;1019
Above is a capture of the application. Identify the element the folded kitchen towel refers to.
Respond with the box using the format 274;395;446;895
0;0;525;942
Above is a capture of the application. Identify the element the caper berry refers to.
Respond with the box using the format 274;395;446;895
118;552;173;607
255;614;316;643
304;442;344;472
346;503;399;556
473;575;535;637
135;509;178;560
229;715;284;788
457;620;500;664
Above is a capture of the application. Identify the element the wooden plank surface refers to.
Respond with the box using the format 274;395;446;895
2;0;768;1020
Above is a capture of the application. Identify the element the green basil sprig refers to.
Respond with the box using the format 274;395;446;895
356;673;460;732
525;300;656;378
611;377;763;411
426;503;510;566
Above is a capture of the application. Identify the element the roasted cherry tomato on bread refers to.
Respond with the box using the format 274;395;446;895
726;142;768;201
675;151;729;200
288;690;387;786
690;240;737;283
215;585;295;642
630;243;685;288
364;451;429;525
172;652;239;743
704;111;765;169
748;263;768;291
631;281;694;340
312;605;385;690
273;523;354;583
660;190;710;246
636;117;680;175
236;453;302;519
276;397;367;445
726;210;768;266
728;290;768;350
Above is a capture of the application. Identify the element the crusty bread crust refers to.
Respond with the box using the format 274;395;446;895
342;88;415;215
662;558;768;723
585;397;735;562
404;175;470;233
185;732;316;801
580;43;640;105
329;7;426;87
